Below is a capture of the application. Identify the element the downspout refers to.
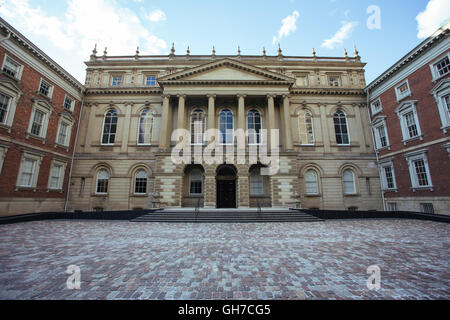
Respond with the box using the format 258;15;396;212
64;94;85;212
365;87;387;212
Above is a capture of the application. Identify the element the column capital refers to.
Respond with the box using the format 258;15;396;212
206;94;217;99
266;94;277;99
162;94;171;99
177;94;187;99
236;94;247;99
282;94;291;100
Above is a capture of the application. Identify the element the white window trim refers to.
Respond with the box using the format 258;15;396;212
328;76;341;87
370;98;383;116
430;78;450;133
219;110;235;146
38;78;54;100
190;110;206;146
394;79;412;102
101;110;118;146
334;111;351;146
133;169;148;195
55;115;73;147
144;75;158;87
111;75;123;87
372;117;390;150
0;145;9;174
1;54;24;80
247;110;263;146
47;159;67;191
395;101;423;144
379;160;397;191
0;80;22;129
16;151;43;190
405;149;433;191
304;169;320;196
95;169;110;195
429;53;450;82
27;100;53;141
250;169;264;196
63;94;75;112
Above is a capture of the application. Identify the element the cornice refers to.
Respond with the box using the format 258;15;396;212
158;80;292;86
290;88;365;96
86;87;163;95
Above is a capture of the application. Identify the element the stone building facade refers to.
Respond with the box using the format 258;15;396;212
0;18;85;216
67;45;383;212
366;23;450;215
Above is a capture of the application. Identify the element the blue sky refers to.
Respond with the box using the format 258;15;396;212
0;0;449;83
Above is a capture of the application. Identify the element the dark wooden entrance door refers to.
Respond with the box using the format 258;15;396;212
216;179;236;208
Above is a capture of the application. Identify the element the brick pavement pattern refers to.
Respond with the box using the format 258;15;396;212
0;219;448;300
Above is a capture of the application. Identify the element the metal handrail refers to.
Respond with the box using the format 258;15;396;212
195;198;201;222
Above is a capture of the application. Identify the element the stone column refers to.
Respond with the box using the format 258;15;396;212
319;104;331;153
282;95;293;150
207;94;216;139
160;94;170;151
267;95;276;150
177;94;186;130
354;104;368;153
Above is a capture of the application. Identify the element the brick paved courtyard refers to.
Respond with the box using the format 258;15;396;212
0;219;448;300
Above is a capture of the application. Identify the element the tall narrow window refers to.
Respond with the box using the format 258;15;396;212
298;110;314;145
2;56;21;78
250;167;264;195
219;109;234;144
305;170;319;195
96;169;109;194
138;108;153;145
31;109;45;136
18;158;37;187
102;110;118;145
57;122;69;146
134;170;148;194
247;109;262;145
343;169;356;194
49;163;63;190
189;169;203;195
0;92;11;124
191;109;205;145
334;111;349;145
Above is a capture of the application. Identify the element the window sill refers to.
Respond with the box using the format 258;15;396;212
372;109;382;116
402;135;423;145
440;125;450;134
54;143;69;151
376;145;391;152
382;188;398;193
0;123;12;133
26;133;46;144
1;71;19;82
305;194;322;198
15;186;37;192
412;186;434;192
37;91;52;101
187;194;203;197
396;92;412;103
47;188;63;193
92;193;109;197
344;193;360;197
432;73;449;83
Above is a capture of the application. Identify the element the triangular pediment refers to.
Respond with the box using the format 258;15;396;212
158;58;295;83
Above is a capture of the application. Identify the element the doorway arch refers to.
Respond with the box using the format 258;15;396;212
216;164;237;208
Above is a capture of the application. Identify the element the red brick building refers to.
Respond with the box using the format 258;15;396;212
0;18;85;216
366;23;450;215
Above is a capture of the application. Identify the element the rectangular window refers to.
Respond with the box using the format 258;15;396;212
413;159;429;186
18;158;36;187
145;76;157;86
111;76;122;86
31;109;45;136
63;96;73;111
49;164;63;190
395;81;411;101
39;79;52;97
376;124;388;149
404;111;418;139
190;181;202;195
444;95;450;120
135;179;147;194
388;203;398;211
384;166;395;189
57;122;69;145
2;56;20;78
0;92;10;124
329;76;340;87
435;56;449;78
371;99;382;115
420;203;434;214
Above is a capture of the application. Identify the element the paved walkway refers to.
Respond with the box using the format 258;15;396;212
0;219;448;300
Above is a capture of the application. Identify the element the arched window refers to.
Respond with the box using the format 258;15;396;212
247;109;262;145
334;110;350;145
250;167;264;195
134;170;148;194
190;109;206;145
96;169;109;194
138;108;153;145
305;170;319;195
189;169;203;195
343;169;356;194
298;110;314;145
102;109;118;145
219;109;234;144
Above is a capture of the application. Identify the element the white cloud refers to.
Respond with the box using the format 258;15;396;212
321;21;358;49
0;0;167;82
416;0;450;39
272;10;300;44
144;9;166;23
